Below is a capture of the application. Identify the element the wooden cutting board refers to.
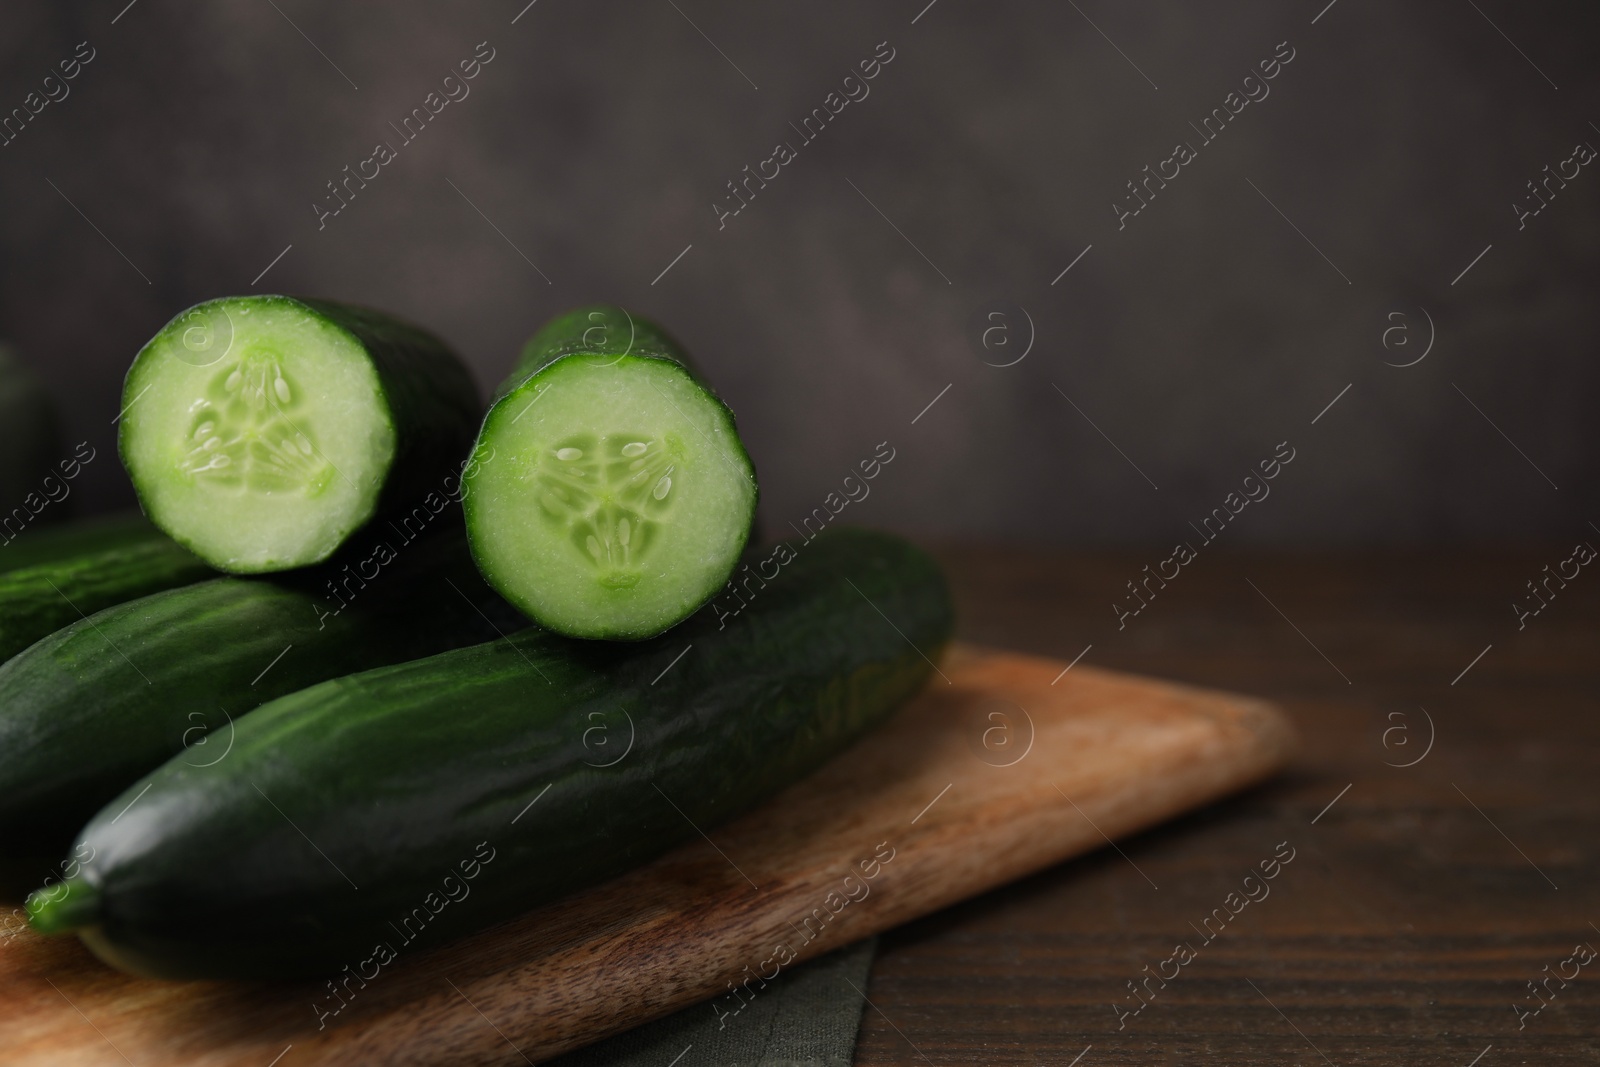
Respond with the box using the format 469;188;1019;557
0;643;1294;1066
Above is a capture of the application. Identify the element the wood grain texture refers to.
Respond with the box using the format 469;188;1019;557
851;547;1600;1066
0;641;1291;1066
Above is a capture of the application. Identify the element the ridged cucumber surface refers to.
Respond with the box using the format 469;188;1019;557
464;305;758;640
0;526;213;665
119;296;479;573
31;527;950;978
0;527;519;860
0;512;162;576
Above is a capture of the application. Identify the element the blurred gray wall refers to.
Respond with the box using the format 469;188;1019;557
2;0;1597;545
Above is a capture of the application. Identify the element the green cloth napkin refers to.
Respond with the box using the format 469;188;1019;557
548;937;878;1067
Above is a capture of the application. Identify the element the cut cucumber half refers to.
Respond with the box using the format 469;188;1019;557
464;305;757;639
119;296;479;573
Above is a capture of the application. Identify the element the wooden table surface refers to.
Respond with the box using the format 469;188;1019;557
854;545;1600;1066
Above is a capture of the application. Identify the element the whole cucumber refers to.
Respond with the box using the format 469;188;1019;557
0;526;519;862
29;527;951;979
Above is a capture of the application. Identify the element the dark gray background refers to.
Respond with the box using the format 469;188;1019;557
2;0;1596;545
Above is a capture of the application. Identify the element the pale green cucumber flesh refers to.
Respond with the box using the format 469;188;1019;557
466;354;756;639
119;296;397;572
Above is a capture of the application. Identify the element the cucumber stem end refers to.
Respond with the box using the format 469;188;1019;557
26;877;99;935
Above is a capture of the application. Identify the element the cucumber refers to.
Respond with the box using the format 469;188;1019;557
0;521;213;665
1;511;161;576
0;342;62;525
464;305;757;640
0;527;518;862
118;296;480;573
29;527;950;979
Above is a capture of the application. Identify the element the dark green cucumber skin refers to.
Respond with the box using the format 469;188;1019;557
292;299;482;523
119;297;482;567
468;304;760;639
69;527;951;979
0;343;62;524
0;512;161;577
0;526;519;862
498;304;704;398
0;533;214;665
